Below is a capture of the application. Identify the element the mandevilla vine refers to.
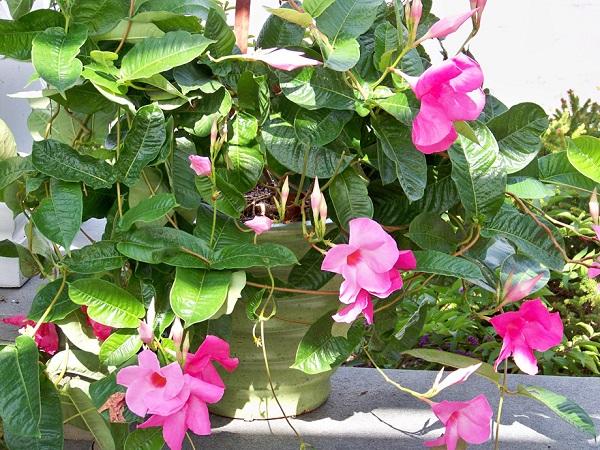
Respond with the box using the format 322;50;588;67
0;0;598;449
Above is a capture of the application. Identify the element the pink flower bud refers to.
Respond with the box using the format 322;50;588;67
410;0;423;29
502;273;544;304
169;317;184;347
419;9;477;42
210;119;218;146
189;155;212;177
246;48;321;72
310;178;322;213
281;176;290;208
593;225;600;242
319;193;327;222
434;363;481;393
590;189;599;224
244;215;273;235
138;320;153;345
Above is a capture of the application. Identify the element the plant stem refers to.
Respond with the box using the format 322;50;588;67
186;432;197;450
494;361;508;450
115;0;135;53
294;145;310;206
245;281;339;296
178;247;211;265
32;271;67;335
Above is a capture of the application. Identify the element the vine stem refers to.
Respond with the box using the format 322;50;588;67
115;0;135;54
494;361;508;450
245;281;339;296
32;271;67;335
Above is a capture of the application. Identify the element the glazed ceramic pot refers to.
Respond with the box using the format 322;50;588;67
209;223;339;419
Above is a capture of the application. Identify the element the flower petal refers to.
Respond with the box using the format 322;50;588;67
412;100;458;154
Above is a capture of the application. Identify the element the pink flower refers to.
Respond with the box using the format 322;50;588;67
588;262;600;279
185;334;239;387
405;54;485;153
501;273;544;305
434;363;481;393
81;306;112;341
470;0;488;26
593;224;600;241
189;155;212;177
333;289;374;325
1;315;59;355
490;299;563;375
244;215;273;235
322;218;416;323
138;320;153;345
246;48;321;71
419;9;477;42
425;394;493;450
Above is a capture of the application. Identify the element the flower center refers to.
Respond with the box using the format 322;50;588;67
150;372;167;388
347;250;362;266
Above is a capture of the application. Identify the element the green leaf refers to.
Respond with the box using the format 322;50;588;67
0;10;65;60
329;167;373;228
226;142;265;193
0;336;40;440
266;7;313;27
195;205;253;251
291;311;363;374
137;0;223;21
61;387;115;450
448;121;506;222
89;372;121;409
203;8;236;58
294;108;354;147
393;294;435;350
170;268;232;326
373;22;399;72
47;349;104;381
0;156;35;190
124;428;165;450
0;119;17;160
488;102;548;174
117;227;211;268
70;0;129;34
506;176;555;199
55;311;101;354
69;278;146;328
32;180;82;249
567;136;600;183
32;139;116;189
481;204;565;272
288;244;336;291
262;117;352;178
28;278;77;322
211;243;298;270
118;193;177;231
407;213;459;253
278;66;356;111
120;31;214;81
517;385;596;437
115;104;166;187
32;25;88;92
257;6;304;48
373;93;414;126
414;250;484;280
323;38;360;71
64;241;126;274
500;254;549;293
372;114;427;201
538;151;598;193
316;0;382;44
6;0;33;19
304;0;335;17
195;173;246;218
172;137;202;209
403;348;500;384
99;330;143;366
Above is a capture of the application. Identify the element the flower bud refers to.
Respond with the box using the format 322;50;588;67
170;317;184;348
138;320;153;345
590;188;599;224
210;119;218;147
281;176;290;209
319;193;327;223
189;155;212;177
502;273;543;305
410;0;423;29
418;9;477;43
310;178;322;213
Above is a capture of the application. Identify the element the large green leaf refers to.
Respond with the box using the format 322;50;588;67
28;278;77;322
316;0;382;44
262;117;352;178
482;205;565;272
170;268;232;326
203;8;235;58
373;93;415;126
137;0;222;21
567;136;600;183
118;193;177;231
120;31;214;81
61;387;115;450
538;151;598;193
0;119;16;160
488;102;549;174
517;385;596;437
323;37;360;71
373;21;399;72
372;114;426;201
257;5;304;48
304;0;335;17
6;0;33;19
172;137;203;209
407;213;459;253
226;141;265;193
278;66;356;111
0;10;65;60
64;241;126;274
329;167;373;228
32;25;88;92
195;174;246;219
69;279;146;328
117;227;211;268
195;205;253;251
70;0;129;34
55;311;101;354
115;104;166;186
414;250;484;281
506;176;555;199
403;348;500;384
448;121;506;223
32;180;82;249
0;155;35;190
211;243;298;270
124;428;165;450
294;108;354;147
291;311;363;374
32;139;116;189
0;336;40;441
99;330;143;366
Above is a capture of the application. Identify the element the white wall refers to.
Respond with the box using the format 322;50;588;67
1;0;599;152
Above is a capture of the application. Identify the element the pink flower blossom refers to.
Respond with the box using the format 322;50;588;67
188;155;212;177
419;9;477;42
490;299;563;375
425;394;493;450
322;218;416;323
1;315;59;355
406;54;485;153
501;273;544;305
138;320;153;345
588;262;600;279
81;306;112;341
593;224;600;241
434;363;481;393
333;289;374;324
244;215;273;235
246;48;321;71
185;334;239;387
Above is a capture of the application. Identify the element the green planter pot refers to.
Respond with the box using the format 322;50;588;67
209;223;339;420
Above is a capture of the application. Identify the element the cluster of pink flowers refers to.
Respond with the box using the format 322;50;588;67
321;218;415;324
1;315;59;354
117;335;238;450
